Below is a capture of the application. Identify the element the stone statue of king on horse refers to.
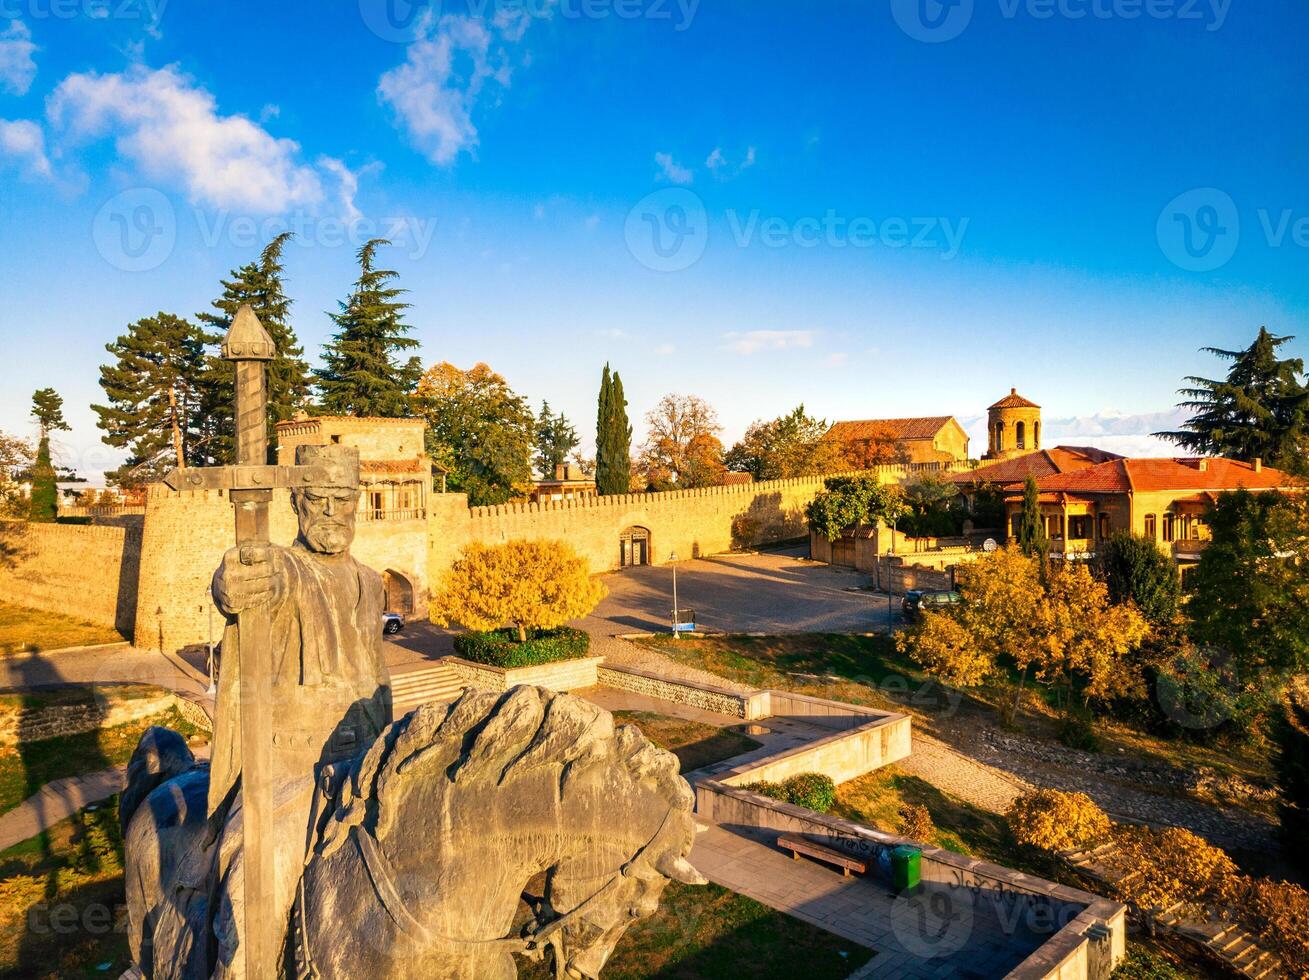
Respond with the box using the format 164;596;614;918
119;440;703;979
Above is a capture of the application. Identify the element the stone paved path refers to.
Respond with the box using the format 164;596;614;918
690;823;1045;979
0;744;211;851
894;732;1030;815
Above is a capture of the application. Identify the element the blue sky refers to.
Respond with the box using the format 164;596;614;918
1;0;1306;479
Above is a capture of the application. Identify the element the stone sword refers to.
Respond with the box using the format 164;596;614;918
162;305;337;978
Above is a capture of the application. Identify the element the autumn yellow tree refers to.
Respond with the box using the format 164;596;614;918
432;539;607;642
897;547;1149;718
1106;826;1239;917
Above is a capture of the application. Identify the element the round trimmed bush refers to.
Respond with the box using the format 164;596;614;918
453;626;590;668
1006;789;1110;853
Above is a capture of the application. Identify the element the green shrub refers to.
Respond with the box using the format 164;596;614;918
1057;711;1101;752
1274;678;1309;874
743;773;837;813
783;773;837;812
1109;946;1189;980
453;626;590;668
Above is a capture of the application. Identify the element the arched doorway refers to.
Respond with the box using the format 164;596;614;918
619;527;651;568
383;569;417;616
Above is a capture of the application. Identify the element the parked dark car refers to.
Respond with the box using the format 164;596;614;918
382;612;405;636
901;589;962;621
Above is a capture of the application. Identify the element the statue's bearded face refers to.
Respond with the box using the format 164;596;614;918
293;488;358;554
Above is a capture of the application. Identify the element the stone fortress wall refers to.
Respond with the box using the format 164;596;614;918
2;460;969;654
0;521;141;636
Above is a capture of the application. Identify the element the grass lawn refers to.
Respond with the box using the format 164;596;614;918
518;880;872;980
0;801;132;980
614;711;761;772
0;602;124;655
633;633;1274;790
0;699;205;815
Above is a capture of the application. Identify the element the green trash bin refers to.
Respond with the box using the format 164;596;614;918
891;845;921;892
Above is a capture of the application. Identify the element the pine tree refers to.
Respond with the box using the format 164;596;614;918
93;313;209;485
31;388;69;438
316;238;422;417
1017;476;1048;559
196;232;313;463
595;364;632;495
1157;327;1308;472
534;402;579;476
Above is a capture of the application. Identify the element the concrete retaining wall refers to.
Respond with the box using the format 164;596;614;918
445;655;604;693
597;663;760;718
717;710;911;787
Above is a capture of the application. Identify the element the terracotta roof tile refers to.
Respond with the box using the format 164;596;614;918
825;417;957;442
951;446;1123;485
1008;457;1298;495
988;388;1040;410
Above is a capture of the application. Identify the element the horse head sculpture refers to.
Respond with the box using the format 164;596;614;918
300;686;704;979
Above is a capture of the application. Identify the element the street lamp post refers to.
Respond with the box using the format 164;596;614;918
670;551;679;640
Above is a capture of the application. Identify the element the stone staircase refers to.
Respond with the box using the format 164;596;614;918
390;662;466;714
1062;843;1283;979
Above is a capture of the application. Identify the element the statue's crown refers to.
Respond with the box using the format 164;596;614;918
296;444;360;489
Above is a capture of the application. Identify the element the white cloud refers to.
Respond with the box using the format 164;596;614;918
47;64;328;213
0;20;37;96
654;343;676;356
705;144;756;180
0;118;51;179
317;156;362;223
377;13;512;167
584;213;600;230
654;151;693;185
724;329;815;355
595;328;628;339
824;351;849;368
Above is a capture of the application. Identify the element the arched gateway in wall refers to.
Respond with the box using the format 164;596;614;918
383;568;418;616
618;527;650;568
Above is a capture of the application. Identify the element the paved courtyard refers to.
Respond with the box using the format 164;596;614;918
585;548;897;637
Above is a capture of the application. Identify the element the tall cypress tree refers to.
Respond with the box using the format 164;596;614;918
595;363;632;495
1016;476;1048;559
93;313;209;485
316;238;423;417
1157;327;1308;472
196;232;312;462
28;435;56;522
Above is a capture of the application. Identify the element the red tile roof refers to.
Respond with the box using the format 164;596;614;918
988;388;1040;410
1007;457;1298;495
825;417;958;443
951;446;1123;485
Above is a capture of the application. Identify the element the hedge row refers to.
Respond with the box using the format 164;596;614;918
453;626;591;668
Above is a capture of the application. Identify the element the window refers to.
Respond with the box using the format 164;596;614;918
1163;514;1175;543
1010;514;1021;537
1144;514;1156;538
1034;420;1041;450
330;434;342;444
1098;514;1110;539
370;491;384;520
1068;516;1090;540
1047;515;1063;539
1016;421;1026;449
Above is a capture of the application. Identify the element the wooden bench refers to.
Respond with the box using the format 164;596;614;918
778;834;867;877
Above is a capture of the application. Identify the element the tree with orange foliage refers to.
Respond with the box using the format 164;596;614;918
1106;825;1239;918
839;422;909;468
639;394;726;489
